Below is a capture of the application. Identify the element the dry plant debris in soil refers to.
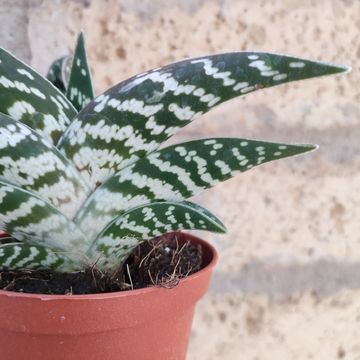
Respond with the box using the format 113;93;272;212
0;235;202;295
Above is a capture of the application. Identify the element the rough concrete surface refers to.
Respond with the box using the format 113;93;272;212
1;0;360;358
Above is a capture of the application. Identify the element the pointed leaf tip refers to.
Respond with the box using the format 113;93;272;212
293;143;319;154
66;31;94;111
313;60;351;75
308;144;319;151
215;220;227;234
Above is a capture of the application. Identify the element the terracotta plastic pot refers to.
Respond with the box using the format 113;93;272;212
0;232;218;360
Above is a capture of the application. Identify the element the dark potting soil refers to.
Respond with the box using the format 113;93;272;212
0;234;203;295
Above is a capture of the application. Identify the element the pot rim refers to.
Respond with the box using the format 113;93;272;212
0;231;219;301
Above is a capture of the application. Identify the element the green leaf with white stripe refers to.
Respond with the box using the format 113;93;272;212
46;55;72;94
88;201;226;270
75;138;316;239
0;112;90;218
0;43;349;273
66;32;95;111
0;242;75;271
58;52;348;189
0;180;89;253
0;48;77;144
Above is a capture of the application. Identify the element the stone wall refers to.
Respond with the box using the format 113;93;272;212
2;0;360;358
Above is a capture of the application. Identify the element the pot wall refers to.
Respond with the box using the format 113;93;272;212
0;232;218;360
0;307;196;360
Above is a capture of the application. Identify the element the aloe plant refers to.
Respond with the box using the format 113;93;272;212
0;33;348;272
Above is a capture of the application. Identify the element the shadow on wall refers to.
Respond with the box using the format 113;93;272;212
211;258;360;299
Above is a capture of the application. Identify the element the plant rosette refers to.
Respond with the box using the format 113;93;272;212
0;32;349;360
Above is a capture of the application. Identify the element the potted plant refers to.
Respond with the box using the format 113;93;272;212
0;33;349;360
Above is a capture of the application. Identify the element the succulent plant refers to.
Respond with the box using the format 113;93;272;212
0;33;348;272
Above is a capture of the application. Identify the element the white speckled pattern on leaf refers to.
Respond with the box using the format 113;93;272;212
58;52;347;189
0;48;77;144
0;35;349;271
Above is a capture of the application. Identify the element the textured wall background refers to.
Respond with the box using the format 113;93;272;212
2;0;360;359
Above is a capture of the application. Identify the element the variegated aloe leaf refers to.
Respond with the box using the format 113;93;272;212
75;138;316;239
88;201;226;270
0;48;77;144
0;113;90;218
0;242;75;271
66;32;95;111
0;180;89;254
46;55;72;93
58;52;347;189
